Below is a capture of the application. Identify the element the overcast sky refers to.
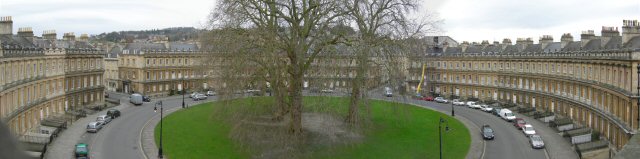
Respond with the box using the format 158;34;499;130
0;0;638;42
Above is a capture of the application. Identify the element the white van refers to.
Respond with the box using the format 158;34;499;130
130;93;143;105
499;109;516;121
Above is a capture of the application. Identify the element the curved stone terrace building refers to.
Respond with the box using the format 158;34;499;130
413;20;640;151
117;42;208;97
0;16;106;135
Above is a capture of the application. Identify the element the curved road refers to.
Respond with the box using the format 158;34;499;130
81;91;572;159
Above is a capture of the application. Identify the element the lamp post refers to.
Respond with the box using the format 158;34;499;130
438;117;449;159
182;77;186;109
154;101;164;158
451;87;455;116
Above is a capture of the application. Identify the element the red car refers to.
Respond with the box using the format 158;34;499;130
420;96;434;101
514;118;526;130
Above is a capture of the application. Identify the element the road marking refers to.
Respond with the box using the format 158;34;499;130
481;140;486;159
139;106;181;159
544;148;550;159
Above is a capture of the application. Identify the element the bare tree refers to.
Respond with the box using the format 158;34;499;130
343;0;434;124
208;0;348;135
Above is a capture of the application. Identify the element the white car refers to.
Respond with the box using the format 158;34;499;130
452;99;465;106
189;92;199;98
469;103;482;109
480;105;493;112
434;97;448;103
206;91;216;96
96;115;112;125
466;101;476;107
523;124;536;136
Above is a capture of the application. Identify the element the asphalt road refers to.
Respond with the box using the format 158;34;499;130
79;92;215;159
82;91;556;159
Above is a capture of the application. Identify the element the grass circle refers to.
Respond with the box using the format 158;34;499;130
155;97;470;159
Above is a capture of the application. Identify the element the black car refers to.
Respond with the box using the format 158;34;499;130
143;96;151;102
107;109;121;118
481;125;495;140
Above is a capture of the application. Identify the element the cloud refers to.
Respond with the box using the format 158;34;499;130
0;0;216;37
436;0;640;42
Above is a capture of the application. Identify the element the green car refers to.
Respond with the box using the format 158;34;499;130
75;143;89;158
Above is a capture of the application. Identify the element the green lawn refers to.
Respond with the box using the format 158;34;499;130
155;97;470;159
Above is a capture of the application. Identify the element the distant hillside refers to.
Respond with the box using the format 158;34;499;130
92;27;202;43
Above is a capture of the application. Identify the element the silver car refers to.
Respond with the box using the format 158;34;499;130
193;94;207;101
86;122;103;133
529;135;545;149
96;115;112;125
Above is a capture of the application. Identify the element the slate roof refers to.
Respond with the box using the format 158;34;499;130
0;35;37;48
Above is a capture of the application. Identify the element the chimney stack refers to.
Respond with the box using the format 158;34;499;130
43;30;57;40
63;32;75;41
17;27;34;42
461;41;469;52
79;34;89;42
580;30;596;48
539;35;553;49
501;38;512;50
0;16;13;35
561;33;573;49
600;26;620;48
622;20;640;46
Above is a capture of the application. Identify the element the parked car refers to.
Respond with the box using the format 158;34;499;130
514;118;526;130
522;124;536;136
206;91;216;96
480;104;493;112
130;93;143;105
492;107;503;116
143;95;151;102
190;92;200;98
193;94;207;101
321;89;334;93
384;87;393;97
86;122;103;133
96;115;112;125
434;97;448;103
452;99;465;106
481;125;495;140
107;109;121;119
104;92;109;98
75;143;89;157
529;135;545;149
420;96;434;101
469;103;482;109
499;109;516;121
466;101;476;107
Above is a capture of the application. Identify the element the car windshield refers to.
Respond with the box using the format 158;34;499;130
532;136;542;141
525;127;534;131
76;146;87;152
517;120;525;124
506;113;513;116
87;124;95;128
483;128;493;133
97;117;103;120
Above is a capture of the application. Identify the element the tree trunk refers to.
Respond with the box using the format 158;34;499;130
273;80;288;121
347;48;368;124
289;72;303;135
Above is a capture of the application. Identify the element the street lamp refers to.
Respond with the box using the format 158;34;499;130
438;117;449;159
182;77;186;109
154;101;164;158
451;87;455;116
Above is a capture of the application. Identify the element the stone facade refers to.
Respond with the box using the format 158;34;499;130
0;16;105;135
414;20;640;151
